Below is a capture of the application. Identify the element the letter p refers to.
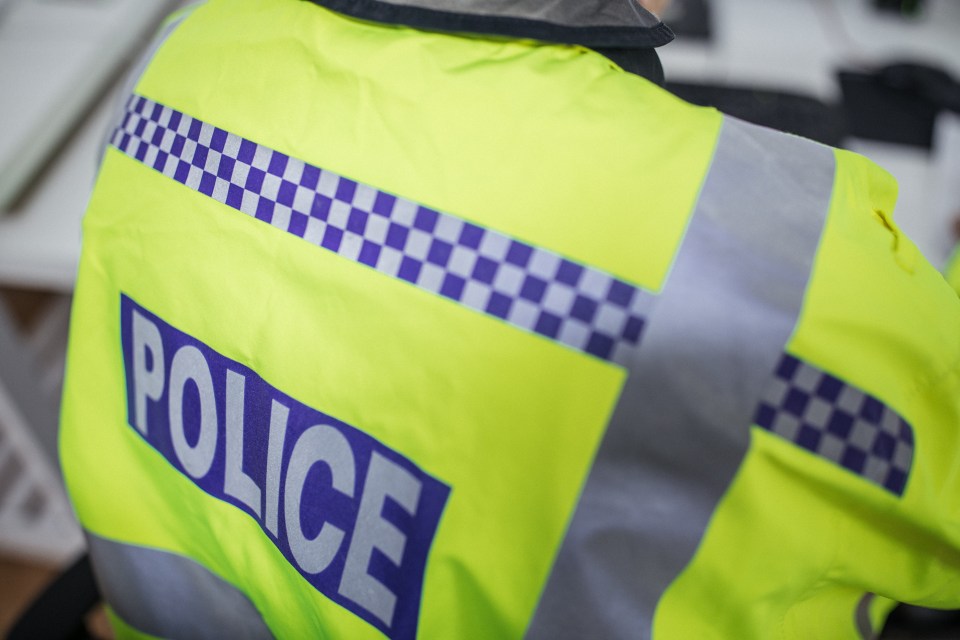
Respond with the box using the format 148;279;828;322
132;309;164;435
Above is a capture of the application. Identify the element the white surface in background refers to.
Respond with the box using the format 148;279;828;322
0;0;178;563
0;0;176;211
928;111;960;267
0;367;83;565
0;0;178;291
1;0;959;288
661;0;960;101
0;92;114;291
659;0;960;267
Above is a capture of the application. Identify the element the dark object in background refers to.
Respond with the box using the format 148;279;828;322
873;0;925;17
881;604;960;639
659;0;712;41
665;82;847;147
838;61;960;148
7;554;100;640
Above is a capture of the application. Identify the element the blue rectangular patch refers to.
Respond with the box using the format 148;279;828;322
120;294;450;640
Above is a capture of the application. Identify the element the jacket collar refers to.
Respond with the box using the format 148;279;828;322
306;0;674;48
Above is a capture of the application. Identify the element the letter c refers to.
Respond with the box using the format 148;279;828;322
285;424;356;574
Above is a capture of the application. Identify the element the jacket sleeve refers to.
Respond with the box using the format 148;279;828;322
789;146;960;619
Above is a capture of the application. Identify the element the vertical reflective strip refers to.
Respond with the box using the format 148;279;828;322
527;118;836;638
856;593;878;640
86;532;273;640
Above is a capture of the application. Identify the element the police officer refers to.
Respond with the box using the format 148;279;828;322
60;0;960;638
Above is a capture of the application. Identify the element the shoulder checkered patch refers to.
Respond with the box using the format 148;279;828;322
111;94;653;362
754;354;914;496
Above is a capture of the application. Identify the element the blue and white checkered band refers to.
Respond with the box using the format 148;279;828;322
754;354;914;496
111;94;653;362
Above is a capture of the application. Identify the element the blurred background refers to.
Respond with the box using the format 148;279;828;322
0;0;958;636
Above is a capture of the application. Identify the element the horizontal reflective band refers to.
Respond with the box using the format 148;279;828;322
86;531;272;640
111;94;653;362
754;354;914;496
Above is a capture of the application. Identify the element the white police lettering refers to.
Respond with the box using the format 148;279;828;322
285;423;354;575
340;451;423;626
265;399;288;537
168;345;217;479
124;299;449;640
132;310;163;435
225;370;262;516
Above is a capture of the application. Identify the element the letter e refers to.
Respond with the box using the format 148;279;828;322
340;451;422;628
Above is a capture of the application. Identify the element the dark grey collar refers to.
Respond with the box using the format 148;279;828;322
306;0;674;48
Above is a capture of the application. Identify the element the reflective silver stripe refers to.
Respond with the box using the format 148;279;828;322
86;532;273;639
856;593;878;640
527;118;836;638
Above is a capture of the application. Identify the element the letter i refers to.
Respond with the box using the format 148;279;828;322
265;399;290;537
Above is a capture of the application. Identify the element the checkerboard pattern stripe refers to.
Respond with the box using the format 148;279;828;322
754;354;914;496
110;94;653;361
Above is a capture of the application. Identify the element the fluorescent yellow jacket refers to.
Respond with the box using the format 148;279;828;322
61;1;960;638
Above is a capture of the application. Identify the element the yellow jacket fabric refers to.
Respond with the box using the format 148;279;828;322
60;1;960;638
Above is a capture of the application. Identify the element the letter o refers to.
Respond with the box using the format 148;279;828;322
168;345;218;479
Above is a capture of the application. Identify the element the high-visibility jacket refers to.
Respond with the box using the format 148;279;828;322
60;1;960;638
